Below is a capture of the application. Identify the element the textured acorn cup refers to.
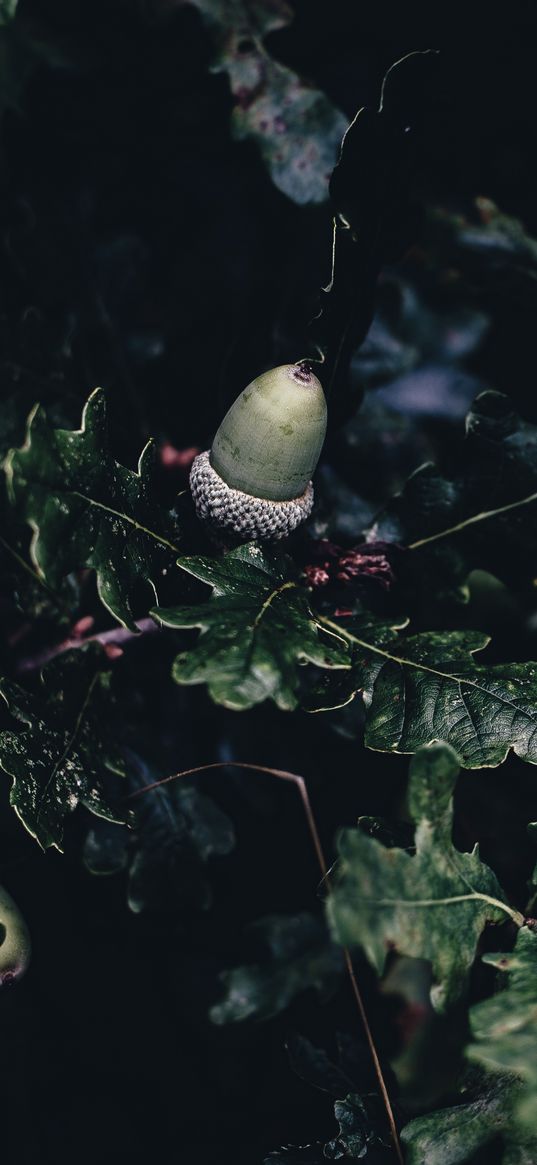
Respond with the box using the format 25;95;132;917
190;363;327;541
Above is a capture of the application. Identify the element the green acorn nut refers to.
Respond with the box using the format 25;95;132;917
190;363;327;540
0;883;31;988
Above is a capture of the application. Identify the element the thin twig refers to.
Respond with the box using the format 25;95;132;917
16;617;159;674
127;760;404;1164
407;489;537;551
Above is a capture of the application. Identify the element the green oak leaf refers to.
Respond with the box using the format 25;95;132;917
327;743;511;1011
0;646;127;850
312;51;437;422
0;514;78;624
468;927;537;1137
401;1075;537;1165
210;912;343;1024
371;390;537;591
152;543;351;710
403;930;537;1161
5;388;181;629
314;611;537;769
84;756;235;914
266;1034;397;1161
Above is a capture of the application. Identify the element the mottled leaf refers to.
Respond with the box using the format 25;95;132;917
189;0;346;204
401;1077;517;1164
210;912;343;1023
153;543;350;710
188;1;290;45
0;646;126;849
327;743;509;1010
313;611;537;769
468;927;537;1136
228;54;346;206
401;1071;537;1165
5;388;181;629
399;893;537;1161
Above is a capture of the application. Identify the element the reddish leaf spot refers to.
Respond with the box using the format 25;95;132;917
160;443;200;470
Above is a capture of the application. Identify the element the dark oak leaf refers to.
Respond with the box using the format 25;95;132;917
0;645;126;849
5;388;181;629
153;543;351;710
312;611;537;769
211;912;343;1024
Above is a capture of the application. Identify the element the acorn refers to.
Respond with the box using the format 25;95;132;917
0;883;31;988
190;363;327;540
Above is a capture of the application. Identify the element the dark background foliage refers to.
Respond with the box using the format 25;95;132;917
2;2;537;1162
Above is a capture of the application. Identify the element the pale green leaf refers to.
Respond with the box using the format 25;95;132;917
468;927;537;1136
187;0;346;204
401;1076;537;1164
401;1079;510;1164
327;743;512;1011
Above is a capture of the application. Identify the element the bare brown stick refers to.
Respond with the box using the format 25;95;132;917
16;617;160;674
128;760;404;1164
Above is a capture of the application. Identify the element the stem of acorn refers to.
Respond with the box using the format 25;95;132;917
127;761;404;1164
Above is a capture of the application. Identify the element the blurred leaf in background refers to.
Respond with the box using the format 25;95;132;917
328;744;509;1010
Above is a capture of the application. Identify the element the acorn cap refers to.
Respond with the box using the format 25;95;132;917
189;363;327;541
190;450;314;540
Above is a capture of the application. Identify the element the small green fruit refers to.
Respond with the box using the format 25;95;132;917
211;363;327;501
190;363;327;540
0;883;31;987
